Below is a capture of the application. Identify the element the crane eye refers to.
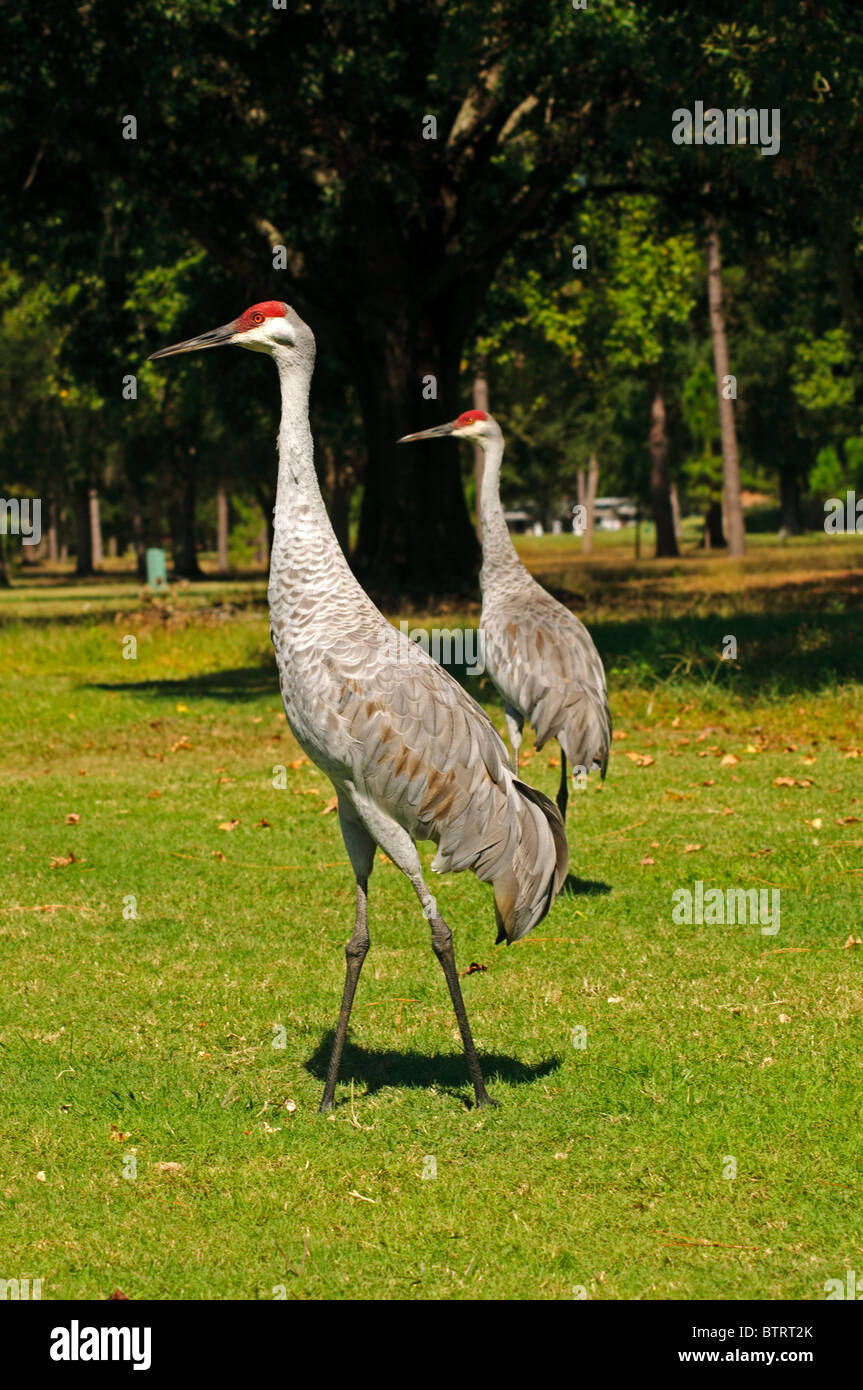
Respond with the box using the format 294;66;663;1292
251;313;265;325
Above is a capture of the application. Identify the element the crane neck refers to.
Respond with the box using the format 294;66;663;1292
273;353;318;498
269;350;358;585
478;432;523;586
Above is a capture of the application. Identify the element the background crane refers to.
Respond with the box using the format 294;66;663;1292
399;410;612;820
150;305;568;1112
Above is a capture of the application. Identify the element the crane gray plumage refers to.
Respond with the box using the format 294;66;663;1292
149;303;567;1112
399;411;611;820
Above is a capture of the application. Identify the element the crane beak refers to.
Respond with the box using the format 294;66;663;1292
148;322;237;360
397;422;456;444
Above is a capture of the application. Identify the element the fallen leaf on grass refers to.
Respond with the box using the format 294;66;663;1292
147;790;161;799
171;736;192;753
288;758;308;770
804;818;823;830
108;1289;130;1300
843;935;862;950
626;752;655;767
640;856;655;866
773;777;796;787
720;753;740;767
460;962;488;977
683;844;703;853
154;1162;183;1173
217;776;235;785
65;813;80;825
211;850;226;861
254;818;271;829
612;730;628;741
218;820;239;832
321;797;338;815
837;816;862;825
50;851;80;869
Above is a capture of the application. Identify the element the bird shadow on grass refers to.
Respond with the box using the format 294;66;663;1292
88;661;277;703
561;874;611;898
306;1031;561;1109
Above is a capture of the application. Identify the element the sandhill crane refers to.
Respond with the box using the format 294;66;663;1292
399;410;611;821
150;306;568;1111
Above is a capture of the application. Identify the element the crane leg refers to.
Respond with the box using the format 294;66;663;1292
406;867;495;1108
320;801;375;1112
504;705;524;774
335;802;495;1108
428;909;497;1108
557;749;568;821
319;879;370;1112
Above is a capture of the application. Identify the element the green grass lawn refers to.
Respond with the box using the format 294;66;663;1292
1;534;862;1300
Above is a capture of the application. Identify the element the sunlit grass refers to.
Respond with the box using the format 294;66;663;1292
1;537;861;1299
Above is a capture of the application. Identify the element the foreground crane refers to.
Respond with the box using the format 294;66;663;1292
150;305;568;1111
399;410;611;820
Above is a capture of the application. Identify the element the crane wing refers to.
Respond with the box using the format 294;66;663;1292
483;586;612;775
334;634;523;883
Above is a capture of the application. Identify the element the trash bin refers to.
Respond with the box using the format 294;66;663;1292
145;547;168;589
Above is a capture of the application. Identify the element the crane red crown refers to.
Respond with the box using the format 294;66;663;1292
235;301;288;331
456;410;488;426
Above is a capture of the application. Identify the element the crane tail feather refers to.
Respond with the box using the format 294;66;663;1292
492;779;568;944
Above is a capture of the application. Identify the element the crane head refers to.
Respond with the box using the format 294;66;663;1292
149;301;308;360
398;410;497;444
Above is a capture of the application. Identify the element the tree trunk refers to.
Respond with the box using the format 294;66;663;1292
352;324;480;595
670;480;683;548
131;494;146;580
472;362;489;539
648;377;679;558
47;500;59;563
74;483;94;576
318;445;351;555
256;521;269;570
88;488;103;568
171;476;202;578
705;214;745;557
704;500;726;549
254;483;275;568
217;485;230;573
0;533;10;588
581;453;599;556
778;466;802;536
